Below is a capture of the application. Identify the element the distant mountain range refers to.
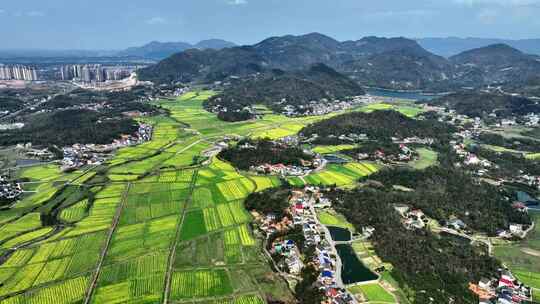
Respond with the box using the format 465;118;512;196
116;39;236;60
0;39;236;60
416;37;540;57
139;32;540;93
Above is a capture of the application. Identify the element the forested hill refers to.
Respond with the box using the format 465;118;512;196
429;91;540;118
449;44;540;86
137;47;266;84
203;64;365;121
138;33;540;93
138;33;454;91
0;87;159;147
300;110;454;144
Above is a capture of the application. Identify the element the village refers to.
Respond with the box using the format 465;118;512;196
61;123;152;171
0;174;23;203
281;95;375;117
469;270;533;304
252;186;366;304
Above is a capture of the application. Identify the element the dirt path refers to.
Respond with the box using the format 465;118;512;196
521;247;540;257
83;183;131;304
162;170;198;304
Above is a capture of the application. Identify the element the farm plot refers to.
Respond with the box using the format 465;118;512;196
18;164;62;181
109;152;175;175
61;196;122;237
170;269;233;300
106;215;178;263
0;231;105;297
223;228;243;264
179;210;207;241
348;283;396;303
203;208;222;232
174;233;226;268
304;169;355;187
12;183;58;209
312;145;356;154
93;252;168;304
2;275;90;304
216;204;236;227
216;179;253;202
59;199;89;223
120;189;185;225
2;227;54;249
0;213;42;245
192;187;216;209
286;177;305;187
249;176;280;192
228;201;251;224
318;210;355;231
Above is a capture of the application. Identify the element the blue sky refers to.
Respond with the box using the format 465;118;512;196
1;0;539;50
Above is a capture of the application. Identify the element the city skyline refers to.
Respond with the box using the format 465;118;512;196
0;0;539;50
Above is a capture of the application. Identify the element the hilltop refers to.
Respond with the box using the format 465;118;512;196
138;33;540;93
429;91;540;119
203;64;365;121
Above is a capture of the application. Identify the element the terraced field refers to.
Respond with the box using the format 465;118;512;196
0;91;390;303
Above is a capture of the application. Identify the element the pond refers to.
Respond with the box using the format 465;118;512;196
365;88;440;101
327;226;351;242
517;191;540;207
336;244;378;284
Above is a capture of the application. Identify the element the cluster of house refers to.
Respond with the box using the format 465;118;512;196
24;148;55;160
0;175;22;202
251;161;318;177
281;96;372;117
516;174;540;191
357;144;415;163
451;141;494;176
523;113;540;127
393;136;435;146
469;269;532;304
257;187;355;304
393;204;429;230
290;189;356;304
495;222;530;239
61;123;152;171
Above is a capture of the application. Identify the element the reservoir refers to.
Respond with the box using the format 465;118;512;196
336;244;378;284
366;88;440;101
327;226;351;242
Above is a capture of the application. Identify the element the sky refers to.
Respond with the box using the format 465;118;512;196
1;0;539;50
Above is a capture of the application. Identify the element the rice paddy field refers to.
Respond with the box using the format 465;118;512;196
348;283;396;303
0;91;413;303
0;91;302;303
303;162;379;187
359;102;424;117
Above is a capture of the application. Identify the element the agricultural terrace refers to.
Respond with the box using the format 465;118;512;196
0;91;390;303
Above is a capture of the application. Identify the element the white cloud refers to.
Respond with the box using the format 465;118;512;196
145;17;167;25
227;0;248;5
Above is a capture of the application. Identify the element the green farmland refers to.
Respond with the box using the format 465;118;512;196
0;91;390;303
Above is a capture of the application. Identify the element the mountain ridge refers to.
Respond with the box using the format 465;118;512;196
138;33;540;93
